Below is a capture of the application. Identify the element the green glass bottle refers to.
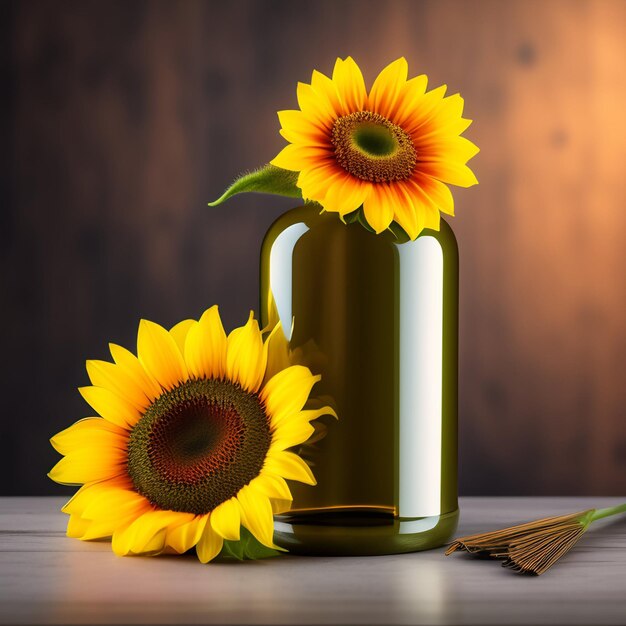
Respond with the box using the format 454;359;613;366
260;205;459;555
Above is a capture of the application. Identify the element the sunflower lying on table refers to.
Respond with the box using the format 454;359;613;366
49;307;335;562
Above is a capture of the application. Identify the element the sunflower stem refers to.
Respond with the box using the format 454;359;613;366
590;502;626;522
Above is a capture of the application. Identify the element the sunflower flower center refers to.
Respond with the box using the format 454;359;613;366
331;111;417;183
127;378;271;515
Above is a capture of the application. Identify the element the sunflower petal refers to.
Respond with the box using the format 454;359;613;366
271;419;315;451
425;93;466;129
264;450;316;486
423;203;442;231
210;497;241;541
418;135;480;164
297;166;348;204
389;182;422;240
111;518;142;556
404;179;442;231
109;343;162;402
277;110;328;142
67;514;91;539
412;173;455;217
323;176;369;217
300;405;338;422
419;160;479;188
236;484;277;549
278;126;329;151
112;510;185;556
333;56;367;113
137;319;188;391
310;69;342;118
196;524;224;563
167;515;208;554
78;519;119;541
251;474;293;501
362;184;395;234
78;386;140;429
416;116;474;143
296;81;335;131
271;143;332;172
50;417;127;455
61;477;130;515
81;496;152;541
263;320;291;385
393;74;429;127
403;85;448;135
140;530;169;555
368;57;409;118
48;447;126;485
271;499;293;515
261;365;320;429
226;312;267;393
86;360;150;412
185;306;227;380
81;485;147;521
169;319;195;354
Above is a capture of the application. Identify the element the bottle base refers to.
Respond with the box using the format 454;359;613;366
273;507;459;556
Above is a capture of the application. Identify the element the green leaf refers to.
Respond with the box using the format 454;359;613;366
343;209;361;224
219;527;281;561
242;528;280;560
388;220;411;242
208;164;302;206
344;207;376;233
356;209;377;234
221;538;245;561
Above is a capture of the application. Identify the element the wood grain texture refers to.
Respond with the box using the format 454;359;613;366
3;0;626;495
1;497;626;625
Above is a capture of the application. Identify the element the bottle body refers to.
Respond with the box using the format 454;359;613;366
260;206;458;555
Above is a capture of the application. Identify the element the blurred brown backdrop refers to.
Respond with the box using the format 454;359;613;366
3;0;625;496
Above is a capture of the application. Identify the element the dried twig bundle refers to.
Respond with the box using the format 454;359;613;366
446;504;626;575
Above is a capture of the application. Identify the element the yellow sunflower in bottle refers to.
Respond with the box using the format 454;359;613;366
211;57;478;240
271;57;478;239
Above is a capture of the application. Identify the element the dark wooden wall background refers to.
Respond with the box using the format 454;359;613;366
3;0;626;496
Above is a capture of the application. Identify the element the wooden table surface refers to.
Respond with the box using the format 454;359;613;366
1;497;625;625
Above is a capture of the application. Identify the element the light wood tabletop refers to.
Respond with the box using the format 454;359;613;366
1;497;625;625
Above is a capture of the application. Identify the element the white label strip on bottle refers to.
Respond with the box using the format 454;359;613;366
398;236;444;518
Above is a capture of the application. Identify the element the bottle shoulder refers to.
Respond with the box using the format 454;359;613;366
262;205;457;257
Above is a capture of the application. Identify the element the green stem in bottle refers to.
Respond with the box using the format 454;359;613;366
590;502;626;522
